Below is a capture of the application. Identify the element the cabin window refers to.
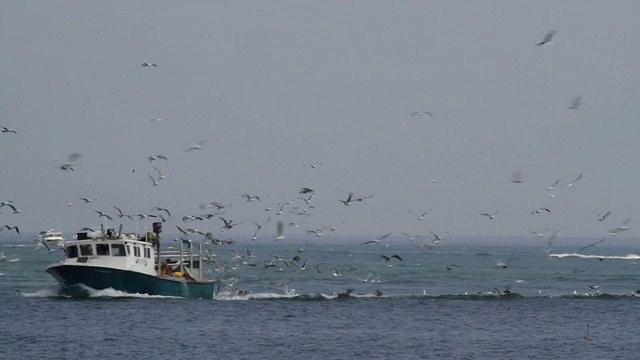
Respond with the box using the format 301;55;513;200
144;248;151;259
96;244;110;256
112;244;126;257
134;246;141;257
67;246;78;258
79;244;93;256
126;245;131;255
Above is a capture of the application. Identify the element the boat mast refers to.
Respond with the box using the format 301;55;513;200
153;222;162;275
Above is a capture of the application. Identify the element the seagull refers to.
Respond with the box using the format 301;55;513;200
148;174;160;186
446;264;460;271
148;155;168;162
4;204;23;214
361;232;392;245
150;118;164;123
339;193;354;206
608;218;631;236
594;211;611;222
185;140;206;152
152;166;166;182
578;238;606;252
497;256;514;269
94;210;113;221
251;223;262;241
480;211;499;219
176;226;189;236
546;179;560;191
113;206;133;220
274;221;286;241
242;194;261;202
532;208;551;215
154;206;171;218
567;174;583;187
219;217;241;231
79;197;95;204
535;30;557;46
409;209;432;220
1;127;17;134
298;193;315;204
40;239;56;254
410;111;433;117
141;62;158;67
428;230;443;242
59;152;83;171
273;202;288;216
569;96;583;110
306;162;323;168
2;225;20;234
382;254;403;262
331;268;342;277
299;187;314;195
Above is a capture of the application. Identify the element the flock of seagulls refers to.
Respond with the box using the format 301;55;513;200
1;28;633;299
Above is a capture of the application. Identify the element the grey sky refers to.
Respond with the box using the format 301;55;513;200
1;1;639;243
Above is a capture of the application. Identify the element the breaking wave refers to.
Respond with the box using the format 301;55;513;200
549;253;640;260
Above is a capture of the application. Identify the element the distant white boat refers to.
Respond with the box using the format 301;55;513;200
34;229;66;248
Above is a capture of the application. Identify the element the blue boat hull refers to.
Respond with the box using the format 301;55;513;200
47;264;214;299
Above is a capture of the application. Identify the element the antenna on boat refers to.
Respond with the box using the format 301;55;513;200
153;221;162;275
132;169;139;237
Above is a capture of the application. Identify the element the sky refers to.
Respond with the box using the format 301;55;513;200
1;1;640;245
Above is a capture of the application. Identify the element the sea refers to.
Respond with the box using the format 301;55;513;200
2;238;640;359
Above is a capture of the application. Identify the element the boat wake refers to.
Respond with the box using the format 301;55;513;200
20;285;181;299
549;253;640;260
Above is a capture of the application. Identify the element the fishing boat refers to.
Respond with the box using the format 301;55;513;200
34;229;66;248
46;222;215;299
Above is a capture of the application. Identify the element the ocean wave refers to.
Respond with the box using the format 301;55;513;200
549;253;640;260
1;244;30;248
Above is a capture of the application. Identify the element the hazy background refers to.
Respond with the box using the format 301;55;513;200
1;1;639;245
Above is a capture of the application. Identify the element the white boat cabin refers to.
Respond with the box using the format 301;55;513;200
62;230;204;279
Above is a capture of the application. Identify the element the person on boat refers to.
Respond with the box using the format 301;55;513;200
161;259;172;276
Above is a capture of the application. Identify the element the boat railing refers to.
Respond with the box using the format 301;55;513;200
157;240;205;280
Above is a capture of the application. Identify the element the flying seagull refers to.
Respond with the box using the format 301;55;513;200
1;127;17;134
594;211;611;222
480;211;499;219
299;187;314;195
242;194;261;202
535;30;557;46
382;254;403;262
59;152;83;171
410;111;433;117
141;62;158;67
608;218;631;236
361;232;392;245
113;206;133;220
2;225;20;234
94;210;113;221
567;174;583;187
185;140;206;152
578;238;606;252
532;208;551;215
148;155;167;162
409;209;432;220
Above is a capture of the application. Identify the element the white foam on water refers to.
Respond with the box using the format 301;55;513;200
549;253;640;260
